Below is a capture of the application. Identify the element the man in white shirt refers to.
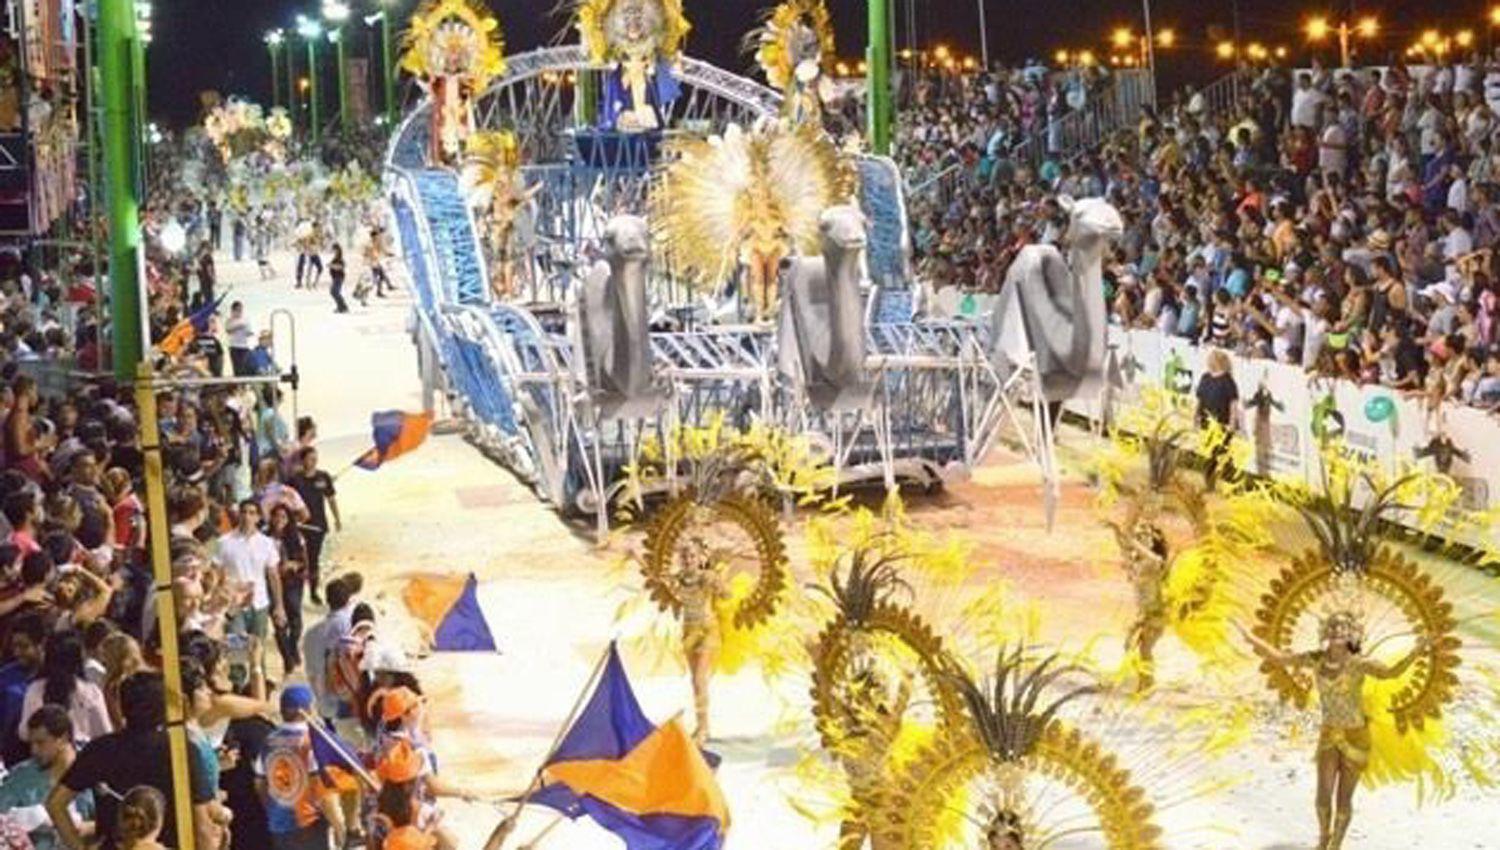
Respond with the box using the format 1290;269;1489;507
1290;74;1328;130
225;301;255;376
1318;109;1348;177
301;574;359;723
1442;211;1474;268
216;500;285;673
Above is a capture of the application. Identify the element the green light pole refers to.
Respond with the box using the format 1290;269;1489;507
266;31;285;110
133;1;151;189
103;0;145;380
323;1;351;130
297;15;324;143
265;29;285;108
366;4;398;127
286;37;298;128
868;0;892;154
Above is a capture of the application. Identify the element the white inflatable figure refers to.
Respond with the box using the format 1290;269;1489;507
778;205;872;412
579;215;662;419
990;196;1123;525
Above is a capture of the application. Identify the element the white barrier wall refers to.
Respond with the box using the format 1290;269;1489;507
1086;327;1500;551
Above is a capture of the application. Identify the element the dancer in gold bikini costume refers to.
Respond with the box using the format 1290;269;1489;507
675;534;728;744
1239;449;1479;850
1236;616;1430;850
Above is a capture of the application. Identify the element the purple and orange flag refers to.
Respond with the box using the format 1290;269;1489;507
528;643;729;850
402;572;498;652
355;411;433;471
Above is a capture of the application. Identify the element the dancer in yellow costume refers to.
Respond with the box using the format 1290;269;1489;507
675;534;728;745
1237;449;1477;850
653;122;853;321
1237;614;1428;850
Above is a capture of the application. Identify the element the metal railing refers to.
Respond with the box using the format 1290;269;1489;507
1011;70;1154;168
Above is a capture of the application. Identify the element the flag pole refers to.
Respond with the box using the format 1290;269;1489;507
508;641;615;819
301;710;382;790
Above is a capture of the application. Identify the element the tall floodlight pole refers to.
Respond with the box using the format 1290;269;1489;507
976;0;989;68
868;0;892;154
371;0;398;126
266;30;285;108
1141;0;1157;105
133;1;151;189
286;38;298;126
298;15;324;143
323;1;351;129
99;4;197;850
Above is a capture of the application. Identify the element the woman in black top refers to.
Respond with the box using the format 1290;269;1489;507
268;503;308;672
328;243;349;314
1196;349;1241;488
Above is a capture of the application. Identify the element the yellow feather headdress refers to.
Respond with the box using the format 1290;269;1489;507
399;0;507;87
752;0;836;92
575;0;692;64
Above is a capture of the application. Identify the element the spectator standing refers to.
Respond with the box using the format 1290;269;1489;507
215;500;286;674
0;705;94;850
1195;350;1241;488
287;448;339;604
46;672;217;850
18;631;111;744
256;684;346;850
226;302;254;377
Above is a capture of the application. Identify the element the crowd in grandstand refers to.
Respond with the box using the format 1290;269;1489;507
900;56;1500;413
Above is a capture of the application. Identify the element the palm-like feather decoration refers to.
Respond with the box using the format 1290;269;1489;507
809;535;914;628
948;645;1100;763
1290;459;1421;576
460;130;520;208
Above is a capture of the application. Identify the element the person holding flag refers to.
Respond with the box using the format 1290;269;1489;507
156;294;226;361
256;684;347;850
521;643;730;850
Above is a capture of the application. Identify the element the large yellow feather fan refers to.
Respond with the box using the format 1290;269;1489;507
651;121;853;291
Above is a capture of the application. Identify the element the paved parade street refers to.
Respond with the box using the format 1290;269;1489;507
229;252;1500;850
12;3;1500;849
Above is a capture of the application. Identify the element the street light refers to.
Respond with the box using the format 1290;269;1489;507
366;3;399;128
296;14;323;143
264;29;285;109
1305;14;1379;68
323;1;351;131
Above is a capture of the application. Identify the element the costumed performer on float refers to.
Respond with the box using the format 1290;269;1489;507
751;0;837;126
575;0;691;132
400;0;507;166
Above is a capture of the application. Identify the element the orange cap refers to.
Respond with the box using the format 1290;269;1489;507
380;687;423;724
375;740;424;784
383;826;436;850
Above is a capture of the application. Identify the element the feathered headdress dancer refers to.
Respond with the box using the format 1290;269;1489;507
860;645;1166;849
1250;448;1470;790
575;0;692;63
651;121;853;293
749;0;836;92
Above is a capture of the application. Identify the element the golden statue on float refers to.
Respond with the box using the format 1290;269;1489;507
400;0;507;166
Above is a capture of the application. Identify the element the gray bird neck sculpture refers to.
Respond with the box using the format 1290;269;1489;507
991;196;1124;403
778;205;873;412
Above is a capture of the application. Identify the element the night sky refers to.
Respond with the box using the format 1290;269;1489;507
149;0;1497;126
